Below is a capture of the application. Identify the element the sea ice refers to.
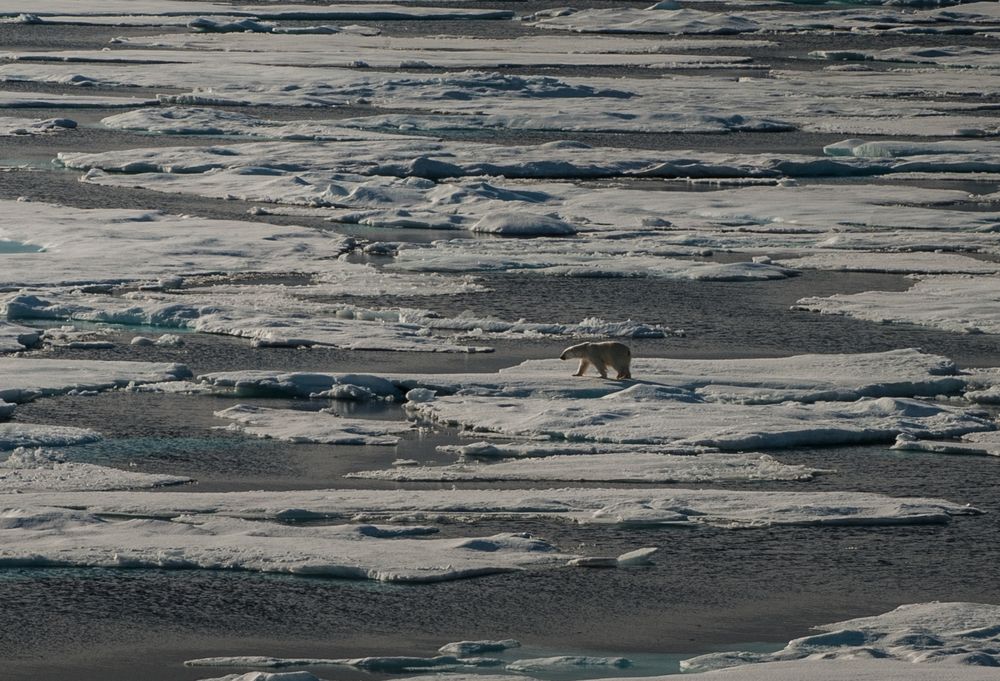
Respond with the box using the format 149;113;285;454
0;116;76;137
0;1;514;20
0;358;191;403
0;447;191;492
794;275;1000;334
215;404;415;446
0;508;574;582
0;200;353;287
109;32;755;69
0;423;101;450
408;393;991;447
4;487;979;529
346;452;825;483
200;349;969;404
681;601;1000;671
776;252;1000;275
892;431;1000;457
0;321;41;353
438;640;521;656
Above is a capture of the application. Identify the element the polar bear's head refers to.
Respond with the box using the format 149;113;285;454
560;342;589;360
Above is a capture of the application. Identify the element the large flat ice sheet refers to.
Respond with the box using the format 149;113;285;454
0;487;980;528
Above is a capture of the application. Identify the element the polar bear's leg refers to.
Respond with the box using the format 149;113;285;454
593;359;608;378
574;359;590;376
616;358;631;380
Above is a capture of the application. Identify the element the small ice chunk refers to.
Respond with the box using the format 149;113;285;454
567;556;619;568
155;334;184;347
438;640;521;656
405;388;436;403
506;656;631;672
617;547;659;566
471;213;577;236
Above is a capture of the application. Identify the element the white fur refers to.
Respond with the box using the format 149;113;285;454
560;341;632;379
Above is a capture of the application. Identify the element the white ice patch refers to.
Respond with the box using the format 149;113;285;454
530;4;1000;36
215;404;414;446
347;452;825;483
0;2;514;20
0;447;190;492
0;507;572;582
0;321;41;353
409;394;991;448
0;357;191;403
0;200;352;287
199;349;970;406
681;601;1000;671
794;275;1000;335
101;107;426;141
439;640;521;656
7;285;672;352
187;655;507;672
2;487;980;529
0;423;101;450
0;116;76;137
892;431;1000;458
0;91;156;108
776;252;1000;275
108;32;754;70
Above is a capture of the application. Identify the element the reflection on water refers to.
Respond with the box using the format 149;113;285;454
0;239;42;254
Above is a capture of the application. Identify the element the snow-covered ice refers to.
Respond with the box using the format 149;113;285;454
215;404;415;446
0;322;41;353
681;601;1000;671
0;423;101;450
3;487;979;529
197;349;969;404
0;507;574;582
892;431;1000;458
409;393;991;448
794;276;1000;334
0;447;191;492
0;200;353;287
0;116;76;137
0;358;191;403
346;452;826;483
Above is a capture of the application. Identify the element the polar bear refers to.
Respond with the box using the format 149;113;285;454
560;341;632;379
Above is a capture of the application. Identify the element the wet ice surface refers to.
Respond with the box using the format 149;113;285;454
5;1;1000;679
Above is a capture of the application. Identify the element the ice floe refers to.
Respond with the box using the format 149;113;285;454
0;116;76;137
681;601;1000;671
215;404;415;446
529;4;1000;36
0;200;352;287
107;32;756;70
346;452;826;483
0;1;515;21
409;394;991;448
199;349;969;404
892;431;1000;457
1;487;980;528
0;358;191;403
0;507;573;582
5;287;667;354
0;91;157;108
776;252;1000;275
0;447;190;492
0;322;41;353
0;423;101;450
100;108;427;141
794;275;1000;334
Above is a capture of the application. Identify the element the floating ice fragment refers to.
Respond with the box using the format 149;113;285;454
680;602;1000;671
215;405;413;445
616;547;659;566
438;640;521;656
